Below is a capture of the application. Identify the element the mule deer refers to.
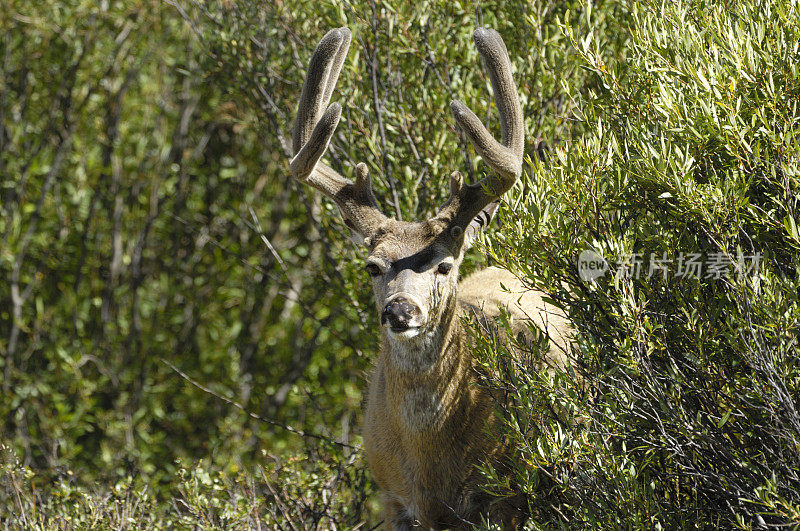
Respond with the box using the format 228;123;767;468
289;27;571;529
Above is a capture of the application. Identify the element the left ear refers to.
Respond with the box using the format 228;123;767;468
460;201;500;250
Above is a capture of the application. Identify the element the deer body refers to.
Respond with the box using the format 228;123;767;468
365;265;570;528
288;27;571;528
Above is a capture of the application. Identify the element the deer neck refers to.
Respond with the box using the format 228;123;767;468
379;295;476;435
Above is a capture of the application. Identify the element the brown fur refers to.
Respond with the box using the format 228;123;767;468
364;264;571;529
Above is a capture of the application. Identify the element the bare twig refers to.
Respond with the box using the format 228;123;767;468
162;359;360;450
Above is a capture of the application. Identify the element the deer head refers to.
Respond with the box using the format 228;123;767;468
290;27;523;344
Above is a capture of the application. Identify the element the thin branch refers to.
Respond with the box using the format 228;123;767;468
366;0;402;219
162;359;360;450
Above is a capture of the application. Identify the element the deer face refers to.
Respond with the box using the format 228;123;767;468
364;221;463;340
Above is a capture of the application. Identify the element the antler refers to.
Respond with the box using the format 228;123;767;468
436;28;524;232
290;28;387;237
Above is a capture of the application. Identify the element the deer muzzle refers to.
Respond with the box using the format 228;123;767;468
381;295;425;336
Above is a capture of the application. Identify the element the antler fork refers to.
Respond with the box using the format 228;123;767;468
289;28;387;237
435;28;524;232
290;27;523;239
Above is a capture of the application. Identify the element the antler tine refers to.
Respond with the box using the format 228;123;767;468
292;28;350;154
290;28;387;238
439;28;524;230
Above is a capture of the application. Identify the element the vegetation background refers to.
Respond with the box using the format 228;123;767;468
0;0;798;528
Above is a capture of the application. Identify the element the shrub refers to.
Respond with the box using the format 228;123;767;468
480;0;800;527
2;0;797;527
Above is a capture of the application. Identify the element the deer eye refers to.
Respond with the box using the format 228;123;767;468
437;262;453;275
365;263;382;277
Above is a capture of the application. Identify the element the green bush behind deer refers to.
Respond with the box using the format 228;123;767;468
1;0;798;528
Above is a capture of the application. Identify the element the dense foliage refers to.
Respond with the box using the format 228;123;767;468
1;0;798;528
479;0;800;527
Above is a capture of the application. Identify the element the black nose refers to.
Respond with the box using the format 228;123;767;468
381;298;420;331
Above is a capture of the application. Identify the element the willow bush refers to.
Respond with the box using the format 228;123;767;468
480;0;800;527
1;0;797;528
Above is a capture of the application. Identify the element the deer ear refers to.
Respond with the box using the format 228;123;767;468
461;201;499;249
